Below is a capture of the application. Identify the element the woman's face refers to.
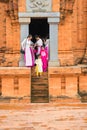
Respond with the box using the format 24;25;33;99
28;36;32;40
38;55;41;59
42;47;44;50
36;37;39;41
30;36;32;40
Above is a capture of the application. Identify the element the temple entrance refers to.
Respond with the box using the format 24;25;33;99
29;18;49;103
19;12;60;102
29;18;49;42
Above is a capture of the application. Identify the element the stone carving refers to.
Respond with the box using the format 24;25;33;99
26;0;52;12
30;0;48;9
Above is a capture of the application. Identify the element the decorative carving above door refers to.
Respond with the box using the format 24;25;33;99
26;0;52;12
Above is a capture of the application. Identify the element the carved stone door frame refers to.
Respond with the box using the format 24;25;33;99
19;12;60;66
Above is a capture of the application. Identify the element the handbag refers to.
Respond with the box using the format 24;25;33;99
20;48;25;54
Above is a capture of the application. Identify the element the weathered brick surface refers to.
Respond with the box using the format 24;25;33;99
49;66;87;99
0;1;20;67
0;67;31;97
0;0;87;100
0;0;87;66
19;77;31;97
18;0;26;12
59;0;87;66
66;77;78;97
0;3;6;48
0;66;86;101
52;0;60;12
79;76;87;93
2;78;14;97
49;77;61;97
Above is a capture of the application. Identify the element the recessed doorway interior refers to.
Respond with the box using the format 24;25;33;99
29;18;49;103
29;18;49;42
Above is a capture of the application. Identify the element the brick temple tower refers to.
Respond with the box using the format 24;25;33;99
0;0;87;103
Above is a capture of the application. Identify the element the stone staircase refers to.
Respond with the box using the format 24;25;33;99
31;67;49;103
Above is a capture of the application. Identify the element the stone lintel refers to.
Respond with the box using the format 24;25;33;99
18;12;60;19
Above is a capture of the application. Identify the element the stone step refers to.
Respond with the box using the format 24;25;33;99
32;76;48;79
31;90;48;97
31;82;48;86
31;75;48;78
32;79;48;83
31;79;48;84
31;96;49;103
31;85;48;90
31;94;48;97
31;67;49;103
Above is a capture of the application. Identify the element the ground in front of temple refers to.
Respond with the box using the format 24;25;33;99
0;102;87;130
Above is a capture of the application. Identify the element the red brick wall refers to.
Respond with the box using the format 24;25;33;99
18;0;26;12
0;68;31;97
49;67;87;98
0;3;7;66
0;0;87;67
0;1;87;100
59;0;87;66
0;2;20;67
59;15;74;66
52;0;60;12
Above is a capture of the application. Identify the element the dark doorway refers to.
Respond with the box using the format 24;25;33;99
29;18;49;42
30;18;49;103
